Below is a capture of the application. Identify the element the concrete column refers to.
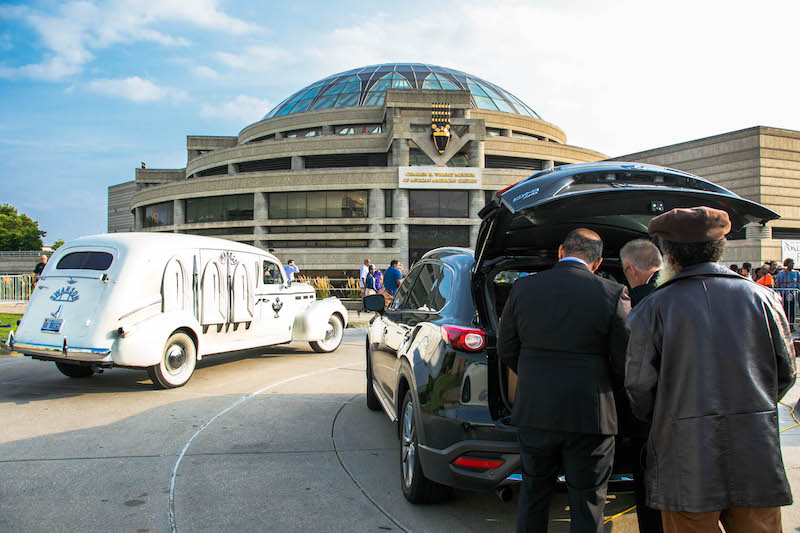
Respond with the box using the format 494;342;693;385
173;199;185;233
501;129;512;137
467;139;485;168
391;139;409;167
227;163;237;175
274;132;283;140
322;125;334;135
254;192;269;249
134;207;144;231
368;188;384;248
469;190;485;248
291;156;305;170
395;189;410;264
542;160;554;170
746;225;772;240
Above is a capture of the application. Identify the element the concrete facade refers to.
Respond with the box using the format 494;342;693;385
110;73;605;274
613;126;800;266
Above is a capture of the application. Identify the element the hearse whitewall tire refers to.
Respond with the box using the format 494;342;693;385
148;332;197;389
310;314;344;353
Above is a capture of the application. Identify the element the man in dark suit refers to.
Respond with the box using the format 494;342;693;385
498;228;631;533
619;238;664;533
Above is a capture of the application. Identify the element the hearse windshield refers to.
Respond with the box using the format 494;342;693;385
56;251;114;271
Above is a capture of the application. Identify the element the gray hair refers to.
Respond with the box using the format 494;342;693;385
562;229;603;263
620;239;663;271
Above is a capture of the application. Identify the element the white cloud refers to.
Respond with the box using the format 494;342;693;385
85;76;188;103
0;0;259;81
200;95;271;125
192;65;220;79
215;46;294;72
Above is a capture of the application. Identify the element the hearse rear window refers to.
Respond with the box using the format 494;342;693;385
56;251;114;271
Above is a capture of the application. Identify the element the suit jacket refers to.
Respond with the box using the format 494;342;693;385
629;273;659;307
498;260;631;435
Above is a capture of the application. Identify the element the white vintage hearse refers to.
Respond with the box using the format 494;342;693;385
8;233;348;388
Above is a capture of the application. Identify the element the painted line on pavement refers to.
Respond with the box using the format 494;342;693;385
168;362;361;533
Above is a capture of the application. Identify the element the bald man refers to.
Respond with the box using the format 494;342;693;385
499;228;631;532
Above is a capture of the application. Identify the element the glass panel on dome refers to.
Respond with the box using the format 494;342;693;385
392;77;411;89
275;104;294;117
341;81;361;93
429;66;447;73
473;95;498;110
364;92;385;106
371;77;391;92
291;99;312;113
311;95;337;110
334;93;359;108
325;83;345;95
437;77;459;90
468;82;487;96
376;65;393;73
493;99;516;113
396;64;414;72
481;84;505;99
422;77;442;90
303;87;321;99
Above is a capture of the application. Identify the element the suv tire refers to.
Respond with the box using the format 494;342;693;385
399;390;453;503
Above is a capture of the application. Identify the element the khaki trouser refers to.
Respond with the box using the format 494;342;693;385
661;507;782;533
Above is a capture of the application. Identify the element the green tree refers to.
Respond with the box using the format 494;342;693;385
52;239;65;250
0;204;47;251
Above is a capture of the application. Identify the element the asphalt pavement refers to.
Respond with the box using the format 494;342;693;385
2;327;797;532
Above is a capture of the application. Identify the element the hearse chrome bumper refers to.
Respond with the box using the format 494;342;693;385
13;339;111;361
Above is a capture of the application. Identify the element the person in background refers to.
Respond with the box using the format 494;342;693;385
373;267;383;291
756;267;775;288
769;260;780;277
383;260;403;296
619;238;664;533
776;258;799;327
33;254;48;284
364;265;376;294
729;264;740;274
741;262;753;280
358;259;371;313
626;207;795;533
499;229;630;532
284;259;300;281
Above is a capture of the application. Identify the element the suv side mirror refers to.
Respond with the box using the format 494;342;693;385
364;293;386;314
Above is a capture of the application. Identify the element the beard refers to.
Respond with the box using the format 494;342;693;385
655;260;678;286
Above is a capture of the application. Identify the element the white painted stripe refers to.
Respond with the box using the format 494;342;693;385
168;362;361;533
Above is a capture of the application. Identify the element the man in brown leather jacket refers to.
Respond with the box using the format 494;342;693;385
626;207;796;533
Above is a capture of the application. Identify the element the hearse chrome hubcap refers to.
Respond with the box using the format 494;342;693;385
165;344;187;374
323;323;335;342
402;401;415;487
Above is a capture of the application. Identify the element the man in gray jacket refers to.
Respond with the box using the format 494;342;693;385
626;206;795;533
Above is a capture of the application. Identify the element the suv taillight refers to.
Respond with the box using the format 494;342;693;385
441;325;486;352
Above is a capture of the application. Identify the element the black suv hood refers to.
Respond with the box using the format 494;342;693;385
474;162;778;269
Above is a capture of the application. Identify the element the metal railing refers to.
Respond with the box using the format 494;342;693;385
774;288;800;328
0;274;36;303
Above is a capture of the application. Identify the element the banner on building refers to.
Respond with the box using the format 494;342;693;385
782;240;800;264
398;166;482;190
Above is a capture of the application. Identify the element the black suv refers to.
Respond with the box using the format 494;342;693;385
364;161;778;503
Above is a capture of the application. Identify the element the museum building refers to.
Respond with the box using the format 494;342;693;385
108;63;605;274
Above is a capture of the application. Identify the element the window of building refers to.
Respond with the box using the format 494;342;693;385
268;240;369;248
184;227;254;236
284;127;322;138
485;155;544;170
408;226;470;264
304;153;387;168
335;125;382;135
268;190;369;219
384;189;394;217
144;202;173;227
484;190;497;205
486;128;503;136
267;225;368;233
197;165;228;177
186;194;254;223
446;153;469;167
512;131;544;141
409;190;469;218
771;228;800;240
409;148;434;166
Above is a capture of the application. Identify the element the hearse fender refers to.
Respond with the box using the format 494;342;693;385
291;297;348;341
113;310;201;367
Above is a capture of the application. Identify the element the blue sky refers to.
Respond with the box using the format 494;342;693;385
2;0;799;244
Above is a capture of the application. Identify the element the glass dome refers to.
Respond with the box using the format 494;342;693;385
262;63;540;120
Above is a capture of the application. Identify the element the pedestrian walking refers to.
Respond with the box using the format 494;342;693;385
626;207;795;533
284;259;300;281
498;228;630;532
383;260;403;296
359;259;371;312
776;258;799;327
619;238;664;533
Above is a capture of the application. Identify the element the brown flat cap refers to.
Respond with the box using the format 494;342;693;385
648;207;731;243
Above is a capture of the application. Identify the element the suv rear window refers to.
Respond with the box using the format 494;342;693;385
56;251;114;271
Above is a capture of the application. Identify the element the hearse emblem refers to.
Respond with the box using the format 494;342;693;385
431;102;451;154
51;286;79;303
51;305;62;319
272;297;283;318
219;251;239;266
